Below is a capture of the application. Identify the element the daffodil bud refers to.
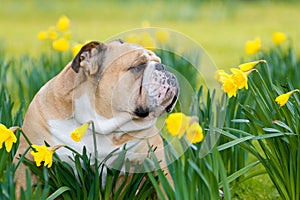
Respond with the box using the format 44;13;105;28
275;89;299;107
238;60;266;72
70;123;90;142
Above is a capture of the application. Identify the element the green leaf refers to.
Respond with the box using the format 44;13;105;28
47;186;70;200
225;161;260;184
263;128;280;133
218;136;253;151
273;120;294;133
231;119;250;123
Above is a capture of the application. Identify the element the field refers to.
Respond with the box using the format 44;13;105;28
2;1;300;67
1;1;300;199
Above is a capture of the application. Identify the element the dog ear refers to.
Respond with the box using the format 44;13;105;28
71;41;107;75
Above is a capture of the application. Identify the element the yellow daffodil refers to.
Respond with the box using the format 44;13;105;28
125;33;140;44
165;113;190;138
57;15;70;31
275;89;299;107
222;75;238;98
215;69;238;98
230;68;248;90
140;33;155;50
238;60;266;72
70;123;90;142
217;61;264;98
155;30;170;44
37;31;48;40
52;38;69;51
48;26;58;40
0;124;17;152
72;43;83;57
272;32;287;45
245;37;261;55
30;144;62;168
185;122;203;144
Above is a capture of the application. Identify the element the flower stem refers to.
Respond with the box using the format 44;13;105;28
19;129;36;152
90;121;99;167
63;145;83;159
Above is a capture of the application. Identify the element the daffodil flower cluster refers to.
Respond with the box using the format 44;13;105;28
29;122;92;168
215;60;266;98
0;119;92;168
37;15;85;56
165;113;203;144
37;15;72;52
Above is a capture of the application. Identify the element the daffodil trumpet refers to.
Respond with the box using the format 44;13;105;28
0;124;18;152
31;144;65;168
70;121;93;142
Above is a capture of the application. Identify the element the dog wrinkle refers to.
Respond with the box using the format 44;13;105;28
112;132;134;146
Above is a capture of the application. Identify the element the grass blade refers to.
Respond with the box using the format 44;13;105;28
47;186;70;200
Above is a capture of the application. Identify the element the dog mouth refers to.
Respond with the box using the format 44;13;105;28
165;94;178;113
134;93;178;118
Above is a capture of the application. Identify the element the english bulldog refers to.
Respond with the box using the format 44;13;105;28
20;40;179;175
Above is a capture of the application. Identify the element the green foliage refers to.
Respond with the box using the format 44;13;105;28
0;87;23;177
147;87;230;200
22;146;158;200
216;46;300;199
260;46;300;88
155;49;199;89
13;52;72;106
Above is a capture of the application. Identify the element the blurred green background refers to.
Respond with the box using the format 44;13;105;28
1;0;300;68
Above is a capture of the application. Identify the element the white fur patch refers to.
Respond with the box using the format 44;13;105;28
49;93;156;163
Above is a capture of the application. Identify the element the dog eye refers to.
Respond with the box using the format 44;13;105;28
128;62;147;73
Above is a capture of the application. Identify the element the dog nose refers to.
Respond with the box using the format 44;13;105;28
155;63;165;71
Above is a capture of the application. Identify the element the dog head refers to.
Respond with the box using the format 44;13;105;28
71;40;179;126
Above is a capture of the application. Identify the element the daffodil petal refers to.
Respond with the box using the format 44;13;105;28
165;113;190;137
186;123;203;144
